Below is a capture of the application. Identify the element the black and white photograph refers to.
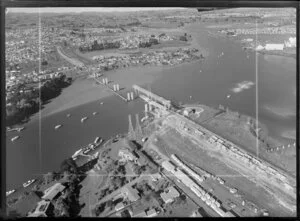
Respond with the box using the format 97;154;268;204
4;5;297;218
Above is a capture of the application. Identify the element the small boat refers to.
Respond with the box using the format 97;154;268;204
83;148;91;154
67;114;71;117
199;70;202;73
81;117;88;123
100;102;104;105
226;94;231;99
93;112;97;115
141;116;149;122
72;149;82;158
54;125;62;130
11;136;19;142
17;127;25;132
23;179;36;188
94;137;100;144
6;189;15;196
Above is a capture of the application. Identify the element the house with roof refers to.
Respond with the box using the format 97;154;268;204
131;204;148;217
146;208;158;217
150;173;161;181
119;148;137;163
160;186;180;204
42;183;66;201
122;186;140;202
115;202;125;212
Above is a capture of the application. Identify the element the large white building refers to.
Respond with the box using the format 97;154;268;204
284;37;296;48
264;43;284;51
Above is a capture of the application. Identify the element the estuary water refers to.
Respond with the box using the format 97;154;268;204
6;23;296;189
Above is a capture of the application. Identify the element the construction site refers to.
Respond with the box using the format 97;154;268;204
130;84;296;217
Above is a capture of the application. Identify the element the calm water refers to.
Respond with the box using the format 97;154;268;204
6;23;296;189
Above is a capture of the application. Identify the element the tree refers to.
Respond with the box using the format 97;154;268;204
43;172;57;184
42;60;48;66
60;158;78;174
55;197;69;217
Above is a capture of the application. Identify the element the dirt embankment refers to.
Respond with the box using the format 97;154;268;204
57;46;85;67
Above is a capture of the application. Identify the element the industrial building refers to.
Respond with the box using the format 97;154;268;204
265;43;284;50
42;183;66;201
162;160;176;173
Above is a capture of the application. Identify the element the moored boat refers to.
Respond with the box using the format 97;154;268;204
72;149;82;159
54;125;62;130
11;136;20;142
23;179;36;188
6;189;15;196
81;117;88;123
94;137;100;144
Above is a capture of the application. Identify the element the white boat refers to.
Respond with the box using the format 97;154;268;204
67;114;71;117
94;137;100;144
93;112;97;115
6;189;15;196
72;149;82;158
81;117;88;123
11;136;19;142
83;148;91;154
54;125;62;130
226;94;231;99
100;102;104;105
141;116;149;122
23;179;36;188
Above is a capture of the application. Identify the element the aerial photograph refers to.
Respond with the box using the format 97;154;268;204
5;7;296;217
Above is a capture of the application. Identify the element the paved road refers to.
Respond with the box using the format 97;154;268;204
57;46;84;67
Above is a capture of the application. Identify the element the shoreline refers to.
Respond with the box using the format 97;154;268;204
201;22;296;60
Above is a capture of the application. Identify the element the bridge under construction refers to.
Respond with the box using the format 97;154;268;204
133;84;172;110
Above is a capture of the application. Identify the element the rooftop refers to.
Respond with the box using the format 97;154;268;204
42;183;66;201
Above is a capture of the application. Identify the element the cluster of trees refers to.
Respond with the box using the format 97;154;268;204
138;38;159;48
94;202;107;216
6;74;72;126
40;75;72;102
60;158;79;174
51;158;84;217
134;180;153;196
